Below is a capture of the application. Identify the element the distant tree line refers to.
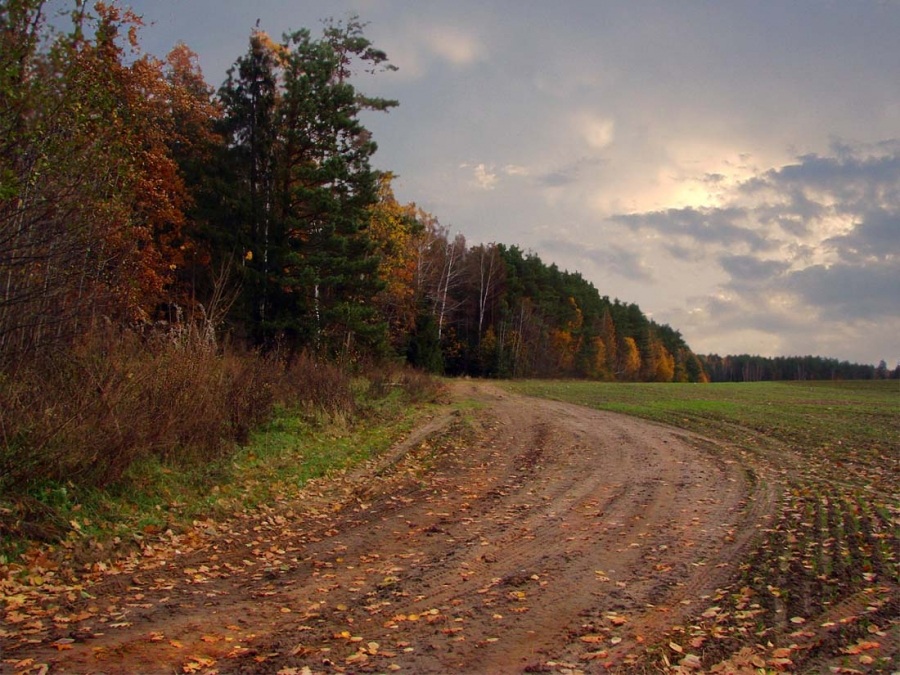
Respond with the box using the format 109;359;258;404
699;354;899;382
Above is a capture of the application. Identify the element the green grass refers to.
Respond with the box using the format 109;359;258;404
0;390;438;565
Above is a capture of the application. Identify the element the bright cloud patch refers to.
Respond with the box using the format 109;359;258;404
574;112;615;150
460;162;498;190
423;25;484;66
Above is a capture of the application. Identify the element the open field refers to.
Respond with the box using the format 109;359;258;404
503;379;899;672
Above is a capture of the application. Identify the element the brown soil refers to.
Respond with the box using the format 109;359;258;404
3;381;777;674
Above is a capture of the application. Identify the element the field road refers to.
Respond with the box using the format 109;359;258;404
7;381;778;674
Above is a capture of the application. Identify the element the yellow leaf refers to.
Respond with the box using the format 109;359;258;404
669;642;683;653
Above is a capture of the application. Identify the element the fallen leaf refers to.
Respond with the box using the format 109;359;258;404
583;650;608;661
844;640;880;654
680;654;702;670
670;642;684;653
580;635;605;644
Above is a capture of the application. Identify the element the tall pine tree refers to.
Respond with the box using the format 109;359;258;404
217;18;396;357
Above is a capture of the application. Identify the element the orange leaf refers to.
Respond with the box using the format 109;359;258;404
583;650;608;660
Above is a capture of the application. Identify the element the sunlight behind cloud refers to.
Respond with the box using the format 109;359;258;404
574;112;615;150
423;25;484;66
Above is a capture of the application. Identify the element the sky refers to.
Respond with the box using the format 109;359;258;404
102;0;900;364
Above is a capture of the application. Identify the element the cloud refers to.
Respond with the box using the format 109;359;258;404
825;210;900;263
535;156;605;188
611;141;900;362
784;261;900;321
384;21;485;79
503;164;530;177
573;112;615;150
718;255;790;288
540;238;653;283
422;24;484;66
612;206;769;251
460;162;498;190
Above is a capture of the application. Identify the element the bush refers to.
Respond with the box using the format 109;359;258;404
0;325;280;494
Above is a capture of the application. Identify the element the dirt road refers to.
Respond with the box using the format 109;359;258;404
5;381;774;673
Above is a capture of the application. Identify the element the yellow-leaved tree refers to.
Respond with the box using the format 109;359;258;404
619;336;642;381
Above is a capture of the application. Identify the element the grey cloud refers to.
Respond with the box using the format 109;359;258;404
741;145;900;207
535;156;605;188
784;261;900;322
612;206;769;251
825;210;900;263
664;241;703;262
753;189;827;236
719;255;790;287
539;168;579;188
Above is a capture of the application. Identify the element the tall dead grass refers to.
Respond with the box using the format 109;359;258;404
0;325;358;496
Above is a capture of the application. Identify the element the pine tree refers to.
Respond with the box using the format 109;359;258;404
217;18;396;356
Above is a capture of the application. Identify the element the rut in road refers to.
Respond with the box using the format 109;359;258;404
11;381;773;674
